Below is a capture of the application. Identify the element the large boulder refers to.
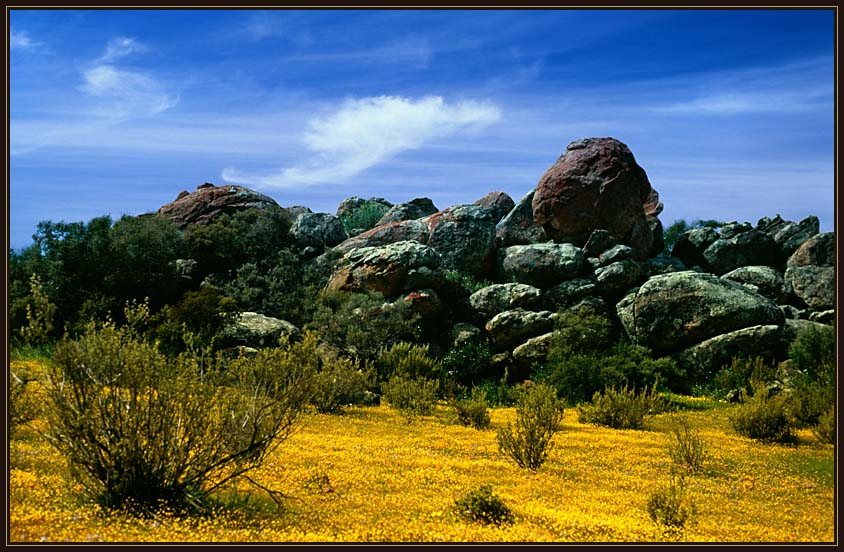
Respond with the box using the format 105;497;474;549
512;332;557;370
469;283;542;319
773;215;820;257
641;256;688;278
721;266;787;304
334;219;430;255
485;308;555;352
756;214;789;236
286;205;312;223
326;240;442;297
542;278;597;311
671;227;719;269
677;325;785;379
157;182;283;229
787;232;835;268
376;197;438;225
702;229;781;275
336;196;392;219
495;189;548;247
500;243;584;288
290;212;348;250
594;258;645;298
422;205;497;278
616;271;784;354
474;191;516;224
531;137;663;260
784;266;835;310
221;312;300;348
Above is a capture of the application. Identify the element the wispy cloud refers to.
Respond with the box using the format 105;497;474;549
97;36;148;63
10;29;41;50
79;64;178;119
222;95;501;188
284;36;433;68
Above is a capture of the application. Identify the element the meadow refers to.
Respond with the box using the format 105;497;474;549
8;359;835;544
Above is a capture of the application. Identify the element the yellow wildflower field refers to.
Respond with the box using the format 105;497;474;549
8;361;835;543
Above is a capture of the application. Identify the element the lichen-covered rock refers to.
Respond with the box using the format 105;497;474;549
290;212;348;250
500;243;584;288
677;325;784;379
532;137;663;260
641;256;687;278
485;308;555;352
336;196;392;218
221;312;300;348
376;197;438;225
784;265;835;310
474;191;516;224
512;332;556;369
787;232;835;268
469;283;542;319
542;278;597;311
334;219;430;254
423;205;497;279
809;310;835;325
671;227;719;269
616;271;784;354
721;266;787;304
157;182;283;229
702;229;780;275
286;205;312;223
582;229;616;258
495;189;548;247
594;258;644;298
756;214;789;236
597;244;634;267
326;240;442;297
719;221;752;240
448;322;483;349
773;215;820;257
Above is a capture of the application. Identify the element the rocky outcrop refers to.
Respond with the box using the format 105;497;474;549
495;190;548;247
334;219;430;254
787;232;835;268
423;205;497;278
377;198;438;225
721;266;787;304
485;308;555;352
702;229;780;275
772;215;820;257
157;183;283;229
671;227;719;269
531;138;663;260
336;196;392;219
290;212;348;251
286;205;312;223
616;271;784;354
326;240;442;297
468;283;542;319
542;278;598;311
221;312;300;348
594;258;644;298
512;332;557;370
677;325;785;378
474;191;516;224
499;243;584;288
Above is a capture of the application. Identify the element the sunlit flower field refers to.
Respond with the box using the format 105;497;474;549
8;359;835;543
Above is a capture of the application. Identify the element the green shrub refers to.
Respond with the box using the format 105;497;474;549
442;338;493;387
729;384;797;444
451;388;492;429
376;342;442;383
381;373;439;418
152;286;239;355
497;382;564;470
454;484;514;525
812;405;835;445
788;324;835;381
474;368;521;407
44;322;316;515
713;356;778;399
17;274;56;346
443;269;492;294
308;291;420;362
577;384;662;430
646;474;695;528
311;358;375;414
339;202;390;237
667;416;707;474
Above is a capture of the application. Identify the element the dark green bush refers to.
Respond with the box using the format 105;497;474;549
787;325;835;428
729;384;797;444
474;371;522;407
376;342;442;383
339;202;390;237
667;416;707;474
454;484;514;525
497;382;564;470
308;291;420;363
577;384;662;430
443;269;492;294
152;286;239;355
442;337;493;387
17;274;56;346
646;474;695;528
451;388;492;429
713;356;778;400
311;358;374;414
44;322;316;515
381;373;439;418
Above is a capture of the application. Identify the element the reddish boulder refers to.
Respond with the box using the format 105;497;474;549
531;138;662;260
157;182;282;229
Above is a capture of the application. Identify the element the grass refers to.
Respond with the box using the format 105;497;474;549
8;359;835;543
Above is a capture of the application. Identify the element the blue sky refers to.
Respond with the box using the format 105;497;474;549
8;9;835;250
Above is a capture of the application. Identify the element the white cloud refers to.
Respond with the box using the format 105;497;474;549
222;95;501;188
79;64;178;119
98;36;148;63
10;29;41;50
